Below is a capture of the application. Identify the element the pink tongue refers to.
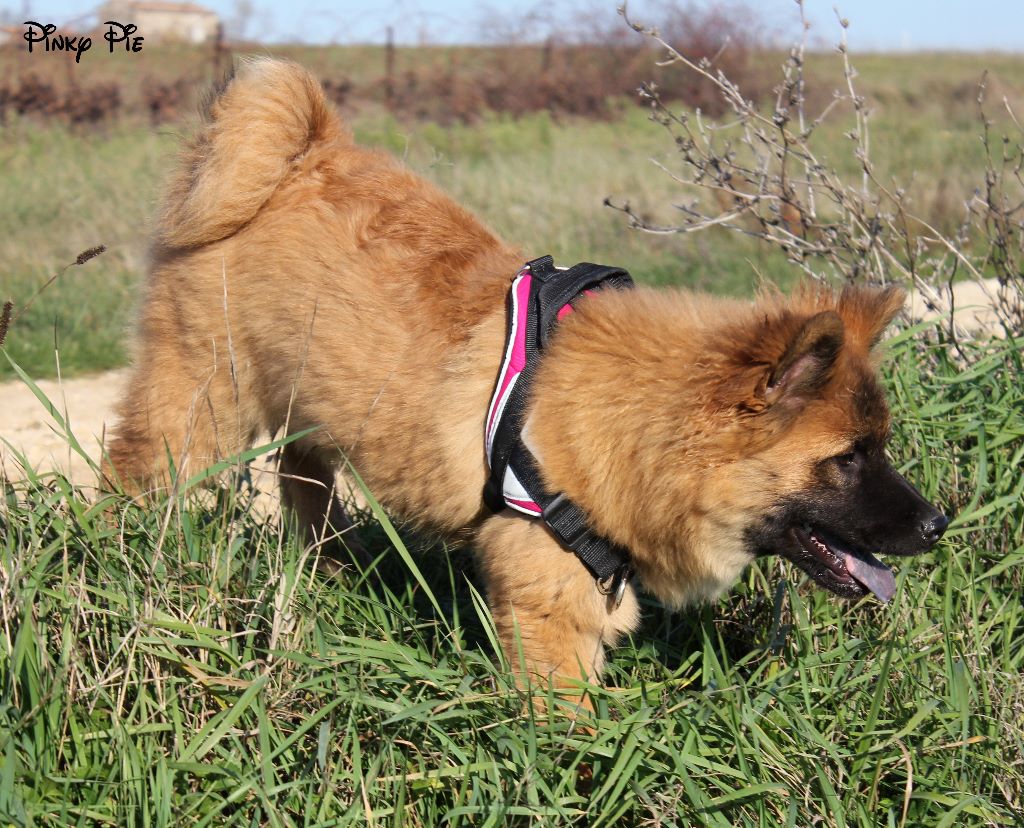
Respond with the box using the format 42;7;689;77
844;552;896;602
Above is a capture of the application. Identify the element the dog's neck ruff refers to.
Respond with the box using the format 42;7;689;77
484;255;635;599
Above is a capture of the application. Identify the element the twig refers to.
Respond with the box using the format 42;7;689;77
612;3;1022;338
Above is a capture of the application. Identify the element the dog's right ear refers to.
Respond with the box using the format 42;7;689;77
759;310;844;411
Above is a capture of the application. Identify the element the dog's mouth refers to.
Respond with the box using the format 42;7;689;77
784;526;896;602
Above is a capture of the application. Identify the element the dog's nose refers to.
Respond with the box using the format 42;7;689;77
921;513;949;545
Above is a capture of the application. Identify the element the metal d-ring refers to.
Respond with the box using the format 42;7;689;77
598;565;634;610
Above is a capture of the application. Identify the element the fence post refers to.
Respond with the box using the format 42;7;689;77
212;20;227;79
385;25;394;110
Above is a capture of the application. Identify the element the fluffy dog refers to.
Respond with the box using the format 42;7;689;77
106;59;947;686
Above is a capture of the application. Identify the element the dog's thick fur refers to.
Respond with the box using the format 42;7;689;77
106;60;943;686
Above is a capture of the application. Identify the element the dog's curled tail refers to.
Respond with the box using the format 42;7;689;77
157;58;339;249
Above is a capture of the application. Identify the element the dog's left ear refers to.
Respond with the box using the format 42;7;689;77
839;284;906;348
762;310;844;409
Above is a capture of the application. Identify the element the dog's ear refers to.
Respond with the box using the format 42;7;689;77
760;310;844;409
839;284;906;348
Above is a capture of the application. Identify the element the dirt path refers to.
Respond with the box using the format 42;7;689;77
0;369;287;512
905;278;1012;335
0;369;127;486
0;279;1011;487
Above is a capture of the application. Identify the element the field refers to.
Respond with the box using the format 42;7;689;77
1;31;1023;827
3;42;1024;379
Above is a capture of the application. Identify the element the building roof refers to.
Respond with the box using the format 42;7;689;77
110;1;218;16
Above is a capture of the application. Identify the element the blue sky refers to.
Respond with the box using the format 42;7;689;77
14;0;1024;50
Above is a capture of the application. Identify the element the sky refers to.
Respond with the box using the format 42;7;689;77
11;0;1024;51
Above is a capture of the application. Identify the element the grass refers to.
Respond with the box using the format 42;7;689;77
0;119;174;379
1;322;1022;825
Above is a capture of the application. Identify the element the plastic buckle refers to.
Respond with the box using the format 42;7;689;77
541;493;590;550
525;255;555;281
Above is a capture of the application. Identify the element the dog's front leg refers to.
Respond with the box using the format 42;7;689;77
475;513;640;690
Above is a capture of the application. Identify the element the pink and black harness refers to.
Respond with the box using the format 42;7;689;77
484;255;635;600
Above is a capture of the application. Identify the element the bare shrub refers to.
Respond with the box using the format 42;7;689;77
8;74;62;117
353;2;779;124
476;45;631;120
141;76;192;126
64;81;122;125
369;64;473;124
607;2;1023;338
1;73;122;124
473;1;778;117
646;1;775;116
321;76;353;108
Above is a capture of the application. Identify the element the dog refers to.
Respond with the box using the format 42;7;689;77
105;59;947;688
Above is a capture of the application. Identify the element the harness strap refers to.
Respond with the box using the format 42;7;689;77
534;262;633;347
483;255;635;597
510;442;633;589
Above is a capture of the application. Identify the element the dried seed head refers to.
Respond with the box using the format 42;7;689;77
75;245;107;266
0;300;12;348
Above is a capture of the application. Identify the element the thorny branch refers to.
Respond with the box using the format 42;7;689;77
610;0;1023;340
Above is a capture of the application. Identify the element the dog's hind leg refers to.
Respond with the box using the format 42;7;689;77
104;332;257;497
277;442;366;565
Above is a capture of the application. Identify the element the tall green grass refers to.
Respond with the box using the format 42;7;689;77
0;119;174;379
1;324;1021;826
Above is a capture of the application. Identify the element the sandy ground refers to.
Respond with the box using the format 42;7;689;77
905;278;1014;335
0;369;128;487
0;279;1013;488
0;368;288;511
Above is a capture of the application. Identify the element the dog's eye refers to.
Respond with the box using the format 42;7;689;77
834;451;858;467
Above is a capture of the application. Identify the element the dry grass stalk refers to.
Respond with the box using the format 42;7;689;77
3;246;107;346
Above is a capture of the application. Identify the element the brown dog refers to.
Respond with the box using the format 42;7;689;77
106;59;947;687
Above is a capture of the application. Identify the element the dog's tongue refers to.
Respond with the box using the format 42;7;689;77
844;552;896;603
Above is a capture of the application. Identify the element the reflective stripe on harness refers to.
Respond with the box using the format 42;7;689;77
483;255;636;598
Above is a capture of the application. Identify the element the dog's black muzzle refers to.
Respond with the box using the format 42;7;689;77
862;461;949;557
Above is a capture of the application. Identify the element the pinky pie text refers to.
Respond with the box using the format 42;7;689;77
23;21;144;63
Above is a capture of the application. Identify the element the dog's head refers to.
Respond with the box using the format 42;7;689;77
532;282;947;605
723;283;948;602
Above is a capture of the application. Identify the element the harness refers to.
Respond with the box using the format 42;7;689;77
483;255;636;606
